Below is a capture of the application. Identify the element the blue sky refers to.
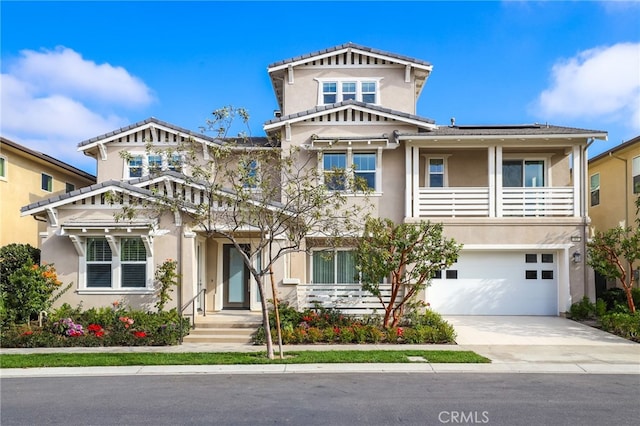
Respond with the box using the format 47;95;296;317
2;1;639;174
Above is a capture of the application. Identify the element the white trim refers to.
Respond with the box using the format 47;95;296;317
423;154;451;188
267;47;433;73
315;78;383;106
398;133;608;143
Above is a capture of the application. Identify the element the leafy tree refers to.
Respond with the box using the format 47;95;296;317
587;196;640;313
2;263;63;323
355;218;462;328
0;243;40;284
116;106;369;359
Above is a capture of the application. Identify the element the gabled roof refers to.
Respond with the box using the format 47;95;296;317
1;136;95;182
268;42;432;72
268;42;433;110
21;179;158;216
396;123;608;140
589;135;640;163
263;100;436;132
77;117;273;155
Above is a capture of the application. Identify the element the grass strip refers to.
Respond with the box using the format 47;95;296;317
0;350;490;368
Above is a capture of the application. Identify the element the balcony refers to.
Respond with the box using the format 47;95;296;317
414;186;576;218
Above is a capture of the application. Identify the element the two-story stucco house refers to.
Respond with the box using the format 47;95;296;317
22;43;607;322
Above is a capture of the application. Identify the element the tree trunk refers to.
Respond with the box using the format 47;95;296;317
270;264;284;359
257;280;274;359
623;285;636;313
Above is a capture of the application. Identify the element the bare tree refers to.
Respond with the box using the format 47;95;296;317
116;107;369;359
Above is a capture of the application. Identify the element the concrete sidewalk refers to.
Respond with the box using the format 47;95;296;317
2;316;638;377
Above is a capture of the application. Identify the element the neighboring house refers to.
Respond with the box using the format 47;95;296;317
0;136;95;248
22;43;607;318
587;136;640;295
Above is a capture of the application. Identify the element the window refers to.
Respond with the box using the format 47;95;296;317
342;82;356;101
321;151;379;192
353;153;376;189
428;158;445;187
0;156;6;179
445;270;458;279
168;154;183;173
525;270;538;279
541;254;554;263
318;79;380;104
241;159;259;189
86;238;113;288
147;155;163;173
312;250;357;284
503;160;544;187
542;270;554;280
525;254;537;263
65;182;75;193
361;82;376;103
41;173;53;192
84;236;149;290
323;82;337;104
590;173;600;207
633;156;640;194
121;238;147;288
323;153;347;191
128;156;143;178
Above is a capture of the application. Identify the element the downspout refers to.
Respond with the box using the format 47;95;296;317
583;138;595;300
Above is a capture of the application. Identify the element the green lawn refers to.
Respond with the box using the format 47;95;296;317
0;350;490;368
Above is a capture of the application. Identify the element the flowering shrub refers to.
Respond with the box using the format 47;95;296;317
51;318;84;337
254;303;456;345
0;303;190;348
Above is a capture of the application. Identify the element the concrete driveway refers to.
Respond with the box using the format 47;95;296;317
445;316;640;365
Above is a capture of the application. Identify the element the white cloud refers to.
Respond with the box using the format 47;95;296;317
0;47;154;173
534;42;640;131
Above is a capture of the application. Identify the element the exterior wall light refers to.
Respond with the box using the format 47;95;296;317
572;251;582;264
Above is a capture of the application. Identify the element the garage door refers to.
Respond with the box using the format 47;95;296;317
426;251;558;315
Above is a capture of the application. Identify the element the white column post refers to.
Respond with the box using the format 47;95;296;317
412;145;420;218
496;145;503;217
405;143;413;218
488;146;496;217
572;145;581;217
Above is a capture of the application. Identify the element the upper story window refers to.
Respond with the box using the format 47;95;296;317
428;158;445;188
241;159;260;189
321;151;378;192
590;173;600;207
503;160;545;187
0;156;6;180
65;182;75;193
41;173;53;192
353;153;376;189
633;156;640;194
317;78;380;105
323;153;347;191
128;156;143;178
125;152;184;179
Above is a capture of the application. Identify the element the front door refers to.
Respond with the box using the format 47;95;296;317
223;244;250;309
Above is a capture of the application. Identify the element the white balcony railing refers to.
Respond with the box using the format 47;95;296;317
501;187;574;217
417;187;490;217
414;186;575;218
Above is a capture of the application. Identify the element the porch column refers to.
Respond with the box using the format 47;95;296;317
411;145;420;218
405;143;413;218
488;146;496;217
496;146;503;217
572;145;581;217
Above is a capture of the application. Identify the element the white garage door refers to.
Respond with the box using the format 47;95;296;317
426;251;558;315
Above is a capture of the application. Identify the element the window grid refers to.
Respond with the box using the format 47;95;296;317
353;153;376;189
121;238;147;288
86;238;113;288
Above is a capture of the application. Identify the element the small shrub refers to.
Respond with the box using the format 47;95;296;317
366;325;384;343
600;288;627;311
322;327;337;342
595;299;607;317
600;312;640;342
338;327;355;343
306;327;323;343
569;296;596;320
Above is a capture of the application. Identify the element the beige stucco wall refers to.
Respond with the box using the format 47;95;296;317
0;143;94;248
282;65;416;116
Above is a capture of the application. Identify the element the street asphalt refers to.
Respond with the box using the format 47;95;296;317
1;316;638;377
